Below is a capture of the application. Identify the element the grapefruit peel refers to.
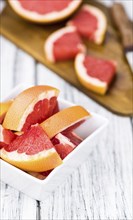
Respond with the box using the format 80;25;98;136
3;85;59;132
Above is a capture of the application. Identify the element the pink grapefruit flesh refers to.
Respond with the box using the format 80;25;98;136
0;125;17;149
18;0;73;14
83;56;116;84
4;125;54;155
75;53;116;95
52;132;83;159
8;0;82;23
22;96;58;132
67;5;107;44
44;26;86;62
1;124;62;172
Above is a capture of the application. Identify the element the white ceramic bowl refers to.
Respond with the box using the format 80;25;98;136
0;84;108;201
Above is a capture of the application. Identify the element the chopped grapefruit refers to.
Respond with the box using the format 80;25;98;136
44;26;86;62
0;125;17;149
3;85;59;132
67;4;107;44
1;124;62;172
40;106;90;139
75;53;116;95
0;101;13;124
8;0;82;23
52;132;83;159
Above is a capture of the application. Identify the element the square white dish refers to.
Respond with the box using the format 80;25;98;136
0;84;108;201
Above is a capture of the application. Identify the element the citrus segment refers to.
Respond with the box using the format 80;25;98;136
8;0;82;23
3;86;59;132
67;4;107;44
0;125;17;149
52;132;83;159
75;53;116;95
40;106;90;139
44;26;86;62
1;125;62;172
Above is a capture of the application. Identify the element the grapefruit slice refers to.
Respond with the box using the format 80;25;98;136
0;125;17;149
75;53;116;95
44;26;86;62
3;85;59;132
40;106;90;139
52;132;83;159
0;101;13;124
1;124;62;172
67;4;107;44
8;0;82;23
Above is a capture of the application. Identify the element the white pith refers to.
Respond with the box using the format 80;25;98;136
1;148;56;161
17;90;57;131
0;125;4;142
9;0;82;22
55;133;75;148
75;53;107;88
44;26;85;62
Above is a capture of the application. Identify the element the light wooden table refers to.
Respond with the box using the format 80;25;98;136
0;1;132;220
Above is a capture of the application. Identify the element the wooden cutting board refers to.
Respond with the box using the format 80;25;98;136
0;1;133;116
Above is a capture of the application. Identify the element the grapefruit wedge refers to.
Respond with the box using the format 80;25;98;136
52;132;83;159
8;0;82;24
75;53;116;95
44;26;86;62
0;125;17;149
3;85;59;132
67;4;107;44
40;106;90;139
0;101;13;124
1;124;62;172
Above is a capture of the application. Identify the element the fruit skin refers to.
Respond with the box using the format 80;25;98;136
3;85;59;132
74;53;116;95
8;0;82;24
1;125;62;172
40;106;90;139
44;26;86;63
67;4;107;45
0;101;13;124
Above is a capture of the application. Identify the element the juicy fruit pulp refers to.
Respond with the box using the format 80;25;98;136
4;125;54;155
68;8;98;40
84;56;116;84
22;96;58;132
52;132;83;159
18;0;73;14
0;125;17;149
53;31;84;61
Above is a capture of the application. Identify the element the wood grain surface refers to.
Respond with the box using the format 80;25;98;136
0;0;133;116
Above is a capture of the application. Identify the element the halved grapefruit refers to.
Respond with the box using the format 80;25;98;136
1;124;62;172
75;53;116;95
0;101;13;124
8;0;82;23
40;106;90;139
67;4;107;44
3;85;59;132
52;132;83;159
44;26;86;62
